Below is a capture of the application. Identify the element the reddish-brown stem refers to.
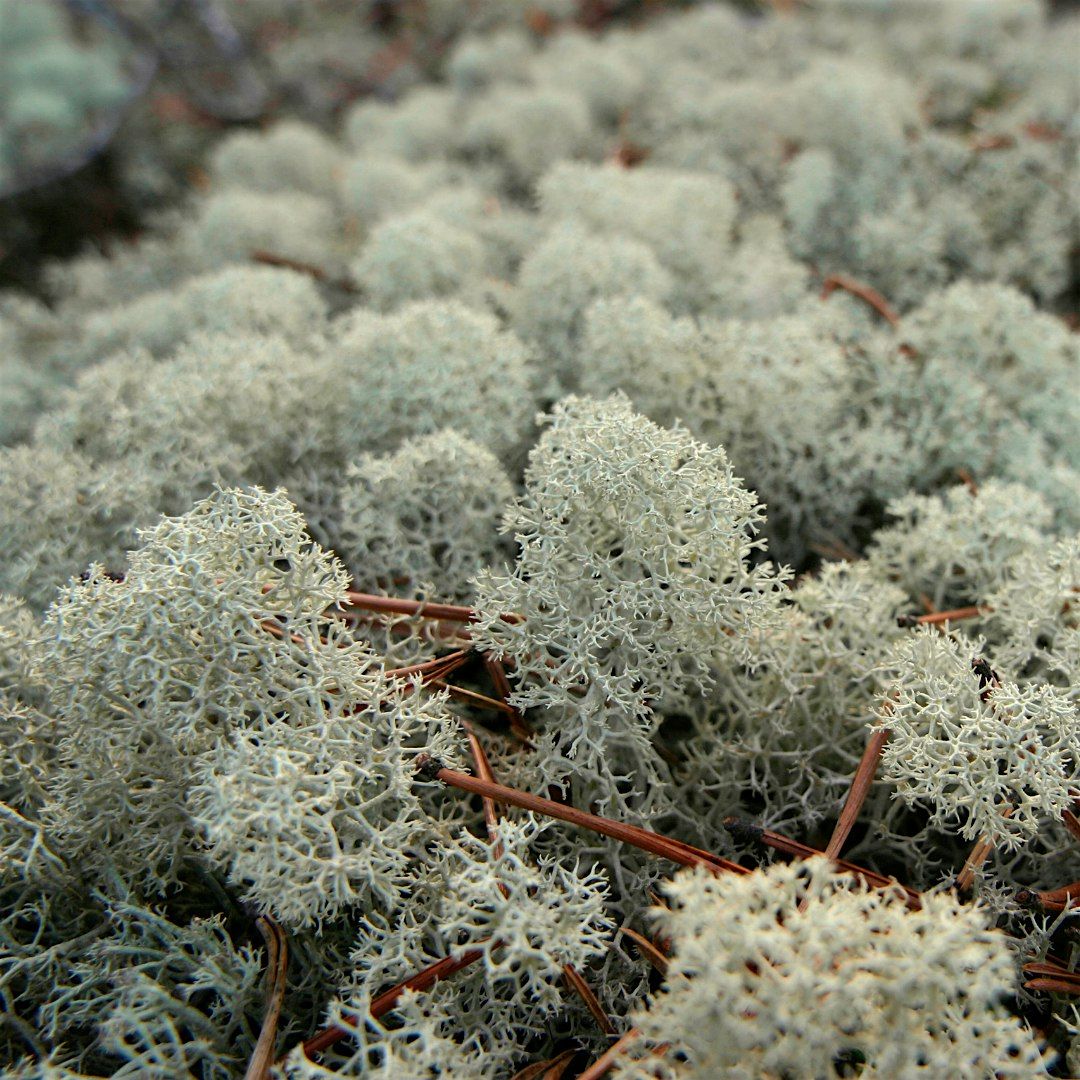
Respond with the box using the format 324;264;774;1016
1036;882;1080;905
972;133;1016;152
956;467;979;495
369;946;489;1019
245;917;288;1080
464;727;504;860
824;727;889;862
252;249;329;282
344;591;478;622
259;619;325;648
1023;121;1064;142
1024;961;1080;982
820;273;899;327
1023;960;1080;996
425;763;747;876
1024;885;1080;912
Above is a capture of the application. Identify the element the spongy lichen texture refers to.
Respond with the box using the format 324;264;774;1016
0;0;1078;1076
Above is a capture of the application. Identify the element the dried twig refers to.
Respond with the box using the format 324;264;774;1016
342;591;523;625
1018;882;1080;913
467;726;614;1034
1023;961;1080;997
483;653;534;741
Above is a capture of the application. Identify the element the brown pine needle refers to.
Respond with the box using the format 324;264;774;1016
370;946;489;1018
619;927;670;975
343;591;478;622
483;653;534;740
251;248;330;283
510;1049;579;1080
564;964;616;1035
1062;807;1080;844
820;273;899;327
421;761;748;876
897;605;988;627
244;917;288;1080
954;834;996;892
467;727;615;1036
259;619;325;648
824;727;889;861
298;945;490;1059
430;679;515;715
343;591;523;625
1023;959;1080;996
250;249;360;293
1024;977;1080;995
384;648;473;682
723;817;922;908
1023;961;1080;987
956;467;979;495
577;1029;658;1080
1021;882;1080;912
464;726;505;861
